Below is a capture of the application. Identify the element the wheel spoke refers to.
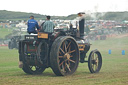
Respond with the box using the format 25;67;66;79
64;42;67;53
68;50;76;54
62;63;65;72
95;59;99;70
63;42;65;50
95;53;97;59
95;55;98;61
70;56;73;57
59;52;61;55
92;53;94;60
68;46;71;52
92;64;94;69
95;63;98;70
66;63;71;72
66;41;71;50
58;60;60;64
62;42;67;53
94;66;96;71
68;60;70;66
59;61;64;66
59;56;63;58
60;48;65;54
68;59;75;63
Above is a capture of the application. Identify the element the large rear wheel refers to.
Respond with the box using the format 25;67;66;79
50;36;80;76
22;64;45;74
22;42;46;74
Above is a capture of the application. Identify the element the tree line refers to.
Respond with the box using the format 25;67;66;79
0;10;128;20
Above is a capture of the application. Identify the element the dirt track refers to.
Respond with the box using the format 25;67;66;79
115;33;128;38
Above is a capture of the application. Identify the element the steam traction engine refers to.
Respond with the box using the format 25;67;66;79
18;27;102;76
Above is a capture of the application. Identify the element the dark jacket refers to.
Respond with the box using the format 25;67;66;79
27;19;39;33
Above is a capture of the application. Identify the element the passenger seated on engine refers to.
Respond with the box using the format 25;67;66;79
41;16;55;33
27;16;40;34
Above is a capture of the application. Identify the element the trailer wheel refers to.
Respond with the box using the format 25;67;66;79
88;49;102;73
8;42;13;49
50;36;79;76
8;42;11;49
22;43;45;74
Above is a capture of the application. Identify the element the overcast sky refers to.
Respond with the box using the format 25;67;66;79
0;0;128;16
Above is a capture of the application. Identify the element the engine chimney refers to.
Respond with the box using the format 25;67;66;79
78;12;85;38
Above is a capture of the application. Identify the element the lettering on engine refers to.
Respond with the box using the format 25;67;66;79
25;36;35;40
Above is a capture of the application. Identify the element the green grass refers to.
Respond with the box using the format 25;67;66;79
0;35;128;85
0;28;13;39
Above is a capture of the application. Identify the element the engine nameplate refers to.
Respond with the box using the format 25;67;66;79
38;32;48;39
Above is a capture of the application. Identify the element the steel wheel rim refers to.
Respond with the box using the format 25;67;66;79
90;52;99;71
58;39;78;74
37;42;47;64
23;43;44;74
88;50;102;73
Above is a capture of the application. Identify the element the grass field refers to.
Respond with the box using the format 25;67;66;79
0;34;128;85
0;28;13;39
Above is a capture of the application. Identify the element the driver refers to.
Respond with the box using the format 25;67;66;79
77;12;85;38
42;16;55;33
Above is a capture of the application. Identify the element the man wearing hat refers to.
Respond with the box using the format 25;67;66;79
77;12;87;63
77;12;85;38
27;16;40;34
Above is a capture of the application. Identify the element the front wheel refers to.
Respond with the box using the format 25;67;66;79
88;49;102;73
8;42;13;49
